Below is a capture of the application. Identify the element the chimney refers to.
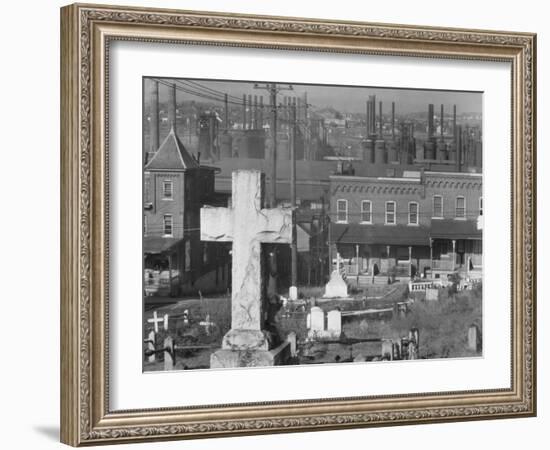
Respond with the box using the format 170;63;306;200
378;101;383;136
428;104;435;138
253;95;258;129
150;80;159;153
366;95;376;137
259;96;264;128
391;101;395;140
456;125;462;171
453;104;457;138
168;83;177;133
242;94;247;130
440;104;444;139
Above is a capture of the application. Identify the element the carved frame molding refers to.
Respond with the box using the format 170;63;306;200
60;3;536;446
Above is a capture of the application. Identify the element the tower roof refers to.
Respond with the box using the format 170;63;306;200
145;125;199;171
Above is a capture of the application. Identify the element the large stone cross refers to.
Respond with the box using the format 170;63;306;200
201;170;292;352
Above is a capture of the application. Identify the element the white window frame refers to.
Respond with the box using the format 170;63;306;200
336;199;348;223
455;196;466;220
408;201;419;226
162;180;173;200
479;196;483;216
360;200;372;224
163;214;173;237
432;195;443;219
385;201;396;225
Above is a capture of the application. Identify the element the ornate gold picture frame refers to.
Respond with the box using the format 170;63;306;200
60;3;536;446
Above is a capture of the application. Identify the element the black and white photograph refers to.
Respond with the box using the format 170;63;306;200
142;78;483;371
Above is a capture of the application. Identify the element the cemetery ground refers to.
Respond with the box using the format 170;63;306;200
143;281;482;371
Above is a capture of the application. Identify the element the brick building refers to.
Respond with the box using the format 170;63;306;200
329;169;482;280
143;125;229;296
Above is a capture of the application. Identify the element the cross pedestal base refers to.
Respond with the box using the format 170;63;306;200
210;340;291;368
221;329;270;351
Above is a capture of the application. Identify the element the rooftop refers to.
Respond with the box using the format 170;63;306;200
145;125;199;171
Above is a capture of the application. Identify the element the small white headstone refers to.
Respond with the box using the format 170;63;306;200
289;286;298;301
147;330;156;363
287;332;297;357
164;336;174;371
309;307;324;333
327;310;342;338
381;339;393;360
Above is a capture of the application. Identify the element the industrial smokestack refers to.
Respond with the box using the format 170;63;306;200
453;104;457;138
150;80;159;153
259;96;264;128
428;104;435;138
366;95;376;137
168;83;177;133
456;125;463;171
253;95;258;129
440;104;444;139
391;101;395;140
242;94;247;130
379;101;383;137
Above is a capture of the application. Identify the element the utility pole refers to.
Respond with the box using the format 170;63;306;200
304;92;310;160
224;93;229;131
243;94;246;131
254;83;293;299
290;98;298;288
254;83;293;207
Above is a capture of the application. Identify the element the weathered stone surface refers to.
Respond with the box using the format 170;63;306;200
201;170;293;365
381;339;393;360
309;307;324;334
323;270;348;298
164;336;174;371
327;310;342;337
287;332;297;357
147;330;156;363
289;286;298;301
308;308;342;340
210;341;290;368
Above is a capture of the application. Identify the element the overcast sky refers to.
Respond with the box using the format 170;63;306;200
144;77;482;115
